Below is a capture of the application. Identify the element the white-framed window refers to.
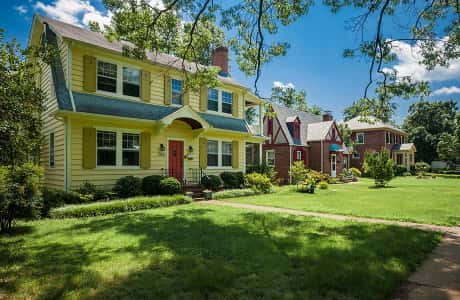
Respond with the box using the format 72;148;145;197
265;150;275;167
208;88;218;112
296;150;302;160
222;142;233;167
97;131;117;166
49;132;55;167
122;133;140;166
222;91;233;114
207;140;234;168
171;79;183;105
356;132;365;144
122;67;140;98
207;89;234;115
352;151;360;159
386;132;391;144
97;61;117;93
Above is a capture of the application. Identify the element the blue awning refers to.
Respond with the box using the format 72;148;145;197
329;143;342;152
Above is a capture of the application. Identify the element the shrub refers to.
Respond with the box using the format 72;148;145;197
159;177;182;195
113;176;143;198
76;182;110;201
402;172;412;176
363;149;395;187
415;161;430;176
41;188;84;217
244;172;272;193
214;188;266;199
289;161;308;184
220;172;244;189
246;163;277;183
394;165;408;176
50;195;192;218
142;175;166;195
201;175;222;191
0;163;44;233
318;181;329;189
350;167;362;177
297;182;315;193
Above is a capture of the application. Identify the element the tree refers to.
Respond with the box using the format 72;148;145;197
271;84;322;114
337;123;353;148
436;113;460;164
363;149;395;187
289;161;308;184
403;100;458;163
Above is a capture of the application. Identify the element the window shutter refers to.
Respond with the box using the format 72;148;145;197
232;93;239;118
140;70;151;102
140;132;151;169
183;90;190;105
199;86;207;112
199;137;207;168
82;127;96;169
232;141;239;169
83;55;97;92
164;75;172;105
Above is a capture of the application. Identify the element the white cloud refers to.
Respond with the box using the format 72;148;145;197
34;0;112;28
432;86;460;96
273;81;295;89
384;39;460;82
14;5;28;15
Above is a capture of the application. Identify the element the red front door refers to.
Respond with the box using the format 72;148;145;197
168;140;184;181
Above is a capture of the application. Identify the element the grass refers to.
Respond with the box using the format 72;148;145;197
226;177;460;226
0;204;440;299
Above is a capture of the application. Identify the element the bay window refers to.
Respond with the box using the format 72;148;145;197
97;131;117;166
122;133;140;166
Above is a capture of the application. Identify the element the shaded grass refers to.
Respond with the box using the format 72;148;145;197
0;204;440;299
226;177;460;226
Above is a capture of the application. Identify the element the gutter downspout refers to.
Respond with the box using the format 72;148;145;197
289;145;292;184
320;139;324;173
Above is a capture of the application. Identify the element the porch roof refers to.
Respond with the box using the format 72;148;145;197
392;143;416;152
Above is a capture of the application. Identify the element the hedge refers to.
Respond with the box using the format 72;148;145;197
50;195;192;218
213;188;262;199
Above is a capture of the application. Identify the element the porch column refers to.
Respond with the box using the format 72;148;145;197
259;143;263;165
259;103;263;136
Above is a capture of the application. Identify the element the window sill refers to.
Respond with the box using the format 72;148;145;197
96;90;141;102
96;166;141;170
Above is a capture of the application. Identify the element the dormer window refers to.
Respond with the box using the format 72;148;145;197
96;59;142;99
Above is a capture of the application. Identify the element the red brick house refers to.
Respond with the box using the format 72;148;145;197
344;116;416;170
262;105;344;183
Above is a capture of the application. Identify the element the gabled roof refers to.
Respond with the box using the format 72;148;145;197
34;14;244;89
345;116;406;135
306;121;334;142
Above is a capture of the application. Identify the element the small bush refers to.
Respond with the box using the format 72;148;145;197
159;177;182;195
214;188;265;199
297;182;315;193
394;165;408;176
201;175;222;191
318;181;329;189
402;172;412;176
363;149;395;187
415;161;430;176
76;182;110;201
289;161;308;184
142;175;166;195
220;172;244;189
244;173;272;193
50;195;192;218
350;167;362;177
113;176;143;198
246;163;277;183
41;188;84;216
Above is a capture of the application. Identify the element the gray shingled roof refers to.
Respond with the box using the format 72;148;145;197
271;104;334;145
345;116;406;135
36;14;244;88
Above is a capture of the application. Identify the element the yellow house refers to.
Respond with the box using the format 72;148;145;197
29;15;265;191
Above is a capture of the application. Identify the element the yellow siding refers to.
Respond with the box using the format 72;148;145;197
39;38;67;190
70;44;246;119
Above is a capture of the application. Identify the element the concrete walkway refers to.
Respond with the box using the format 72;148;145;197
199;200;460;300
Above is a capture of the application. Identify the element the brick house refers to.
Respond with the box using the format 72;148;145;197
262;105;344;183
344;116;416;170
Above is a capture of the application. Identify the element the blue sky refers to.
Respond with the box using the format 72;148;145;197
2;0;459;124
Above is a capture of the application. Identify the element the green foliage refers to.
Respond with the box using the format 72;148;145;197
337;123;354;148
437;132;460;163
214;188;265;200
363;150;395;187
76;182;111;201
201;175;222;191
50;195;191;218
244;173;272;193
350;167;362;177
415;162;430;177
220;172;244;189
113;176;143;198
297;182;315;193
159;177;182;195
41;188;85;217
318;181;329;190
394;165;408;176
246;163;277;183
271;84;322;114
403;100;458;163
142;175;166;195
288;161;308;184
0;163;44;232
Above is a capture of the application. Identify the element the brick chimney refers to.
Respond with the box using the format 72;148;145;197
212;46;229;76
323;111;333;122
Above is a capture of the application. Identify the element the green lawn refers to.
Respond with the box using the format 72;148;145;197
227;177;460;226
0;204;440;299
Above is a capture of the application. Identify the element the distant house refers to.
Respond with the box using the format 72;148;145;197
263;105;344;183
344;116;416;170
30;15;266;191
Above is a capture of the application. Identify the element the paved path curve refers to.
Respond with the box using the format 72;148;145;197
198;200;460;300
